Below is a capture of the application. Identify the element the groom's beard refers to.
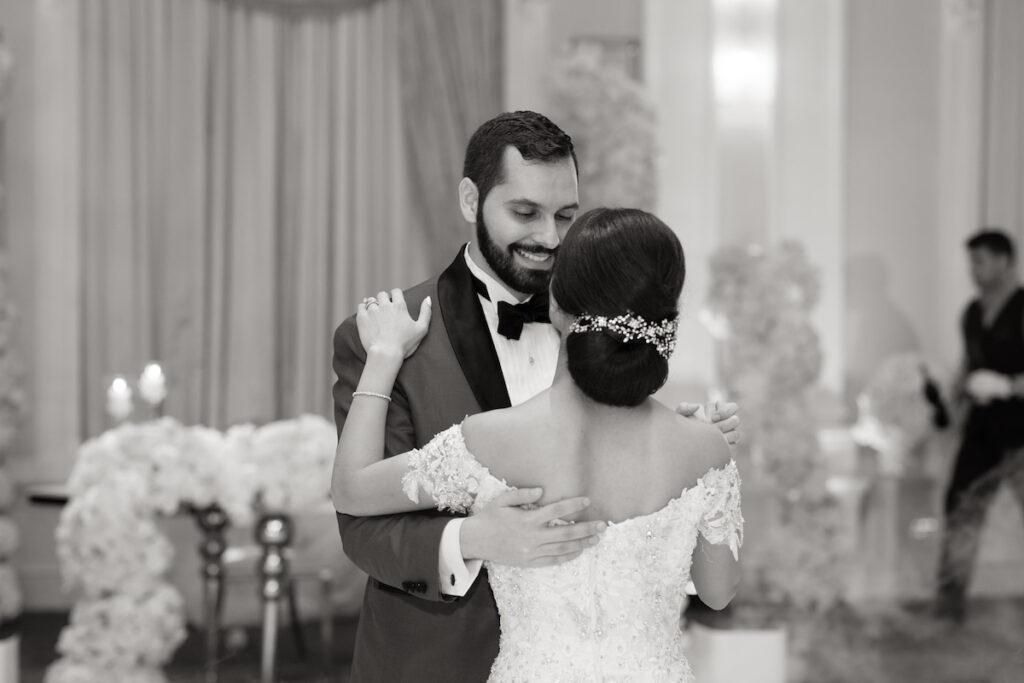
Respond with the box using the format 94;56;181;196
476;211;556;295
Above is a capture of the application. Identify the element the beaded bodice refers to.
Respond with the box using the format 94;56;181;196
402;424;743;682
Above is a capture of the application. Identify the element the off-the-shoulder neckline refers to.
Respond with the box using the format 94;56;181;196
443;422;737;528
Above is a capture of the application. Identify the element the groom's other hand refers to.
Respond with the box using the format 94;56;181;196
460;488;606;568
677;401;741;449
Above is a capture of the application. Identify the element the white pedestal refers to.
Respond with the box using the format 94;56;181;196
0;635;18;683
686;622;786;683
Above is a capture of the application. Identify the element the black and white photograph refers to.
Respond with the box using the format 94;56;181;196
0;0;1022;681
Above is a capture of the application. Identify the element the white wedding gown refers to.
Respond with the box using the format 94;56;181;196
402;425;744;683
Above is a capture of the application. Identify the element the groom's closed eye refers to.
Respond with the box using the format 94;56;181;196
511;211;573;223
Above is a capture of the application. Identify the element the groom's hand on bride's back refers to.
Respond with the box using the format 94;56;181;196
677;400;741;449
459;488;607;568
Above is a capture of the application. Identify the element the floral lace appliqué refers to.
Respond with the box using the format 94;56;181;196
696;459;744;561
401;424;494;514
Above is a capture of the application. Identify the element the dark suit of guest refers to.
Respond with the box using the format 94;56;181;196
332;247;516;682
937;287;1024;614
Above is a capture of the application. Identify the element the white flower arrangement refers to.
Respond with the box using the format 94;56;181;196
47;413;336;683
219;414;337;525
547;42;658;212
851;353;938;473
55;586;186;671
56;484;176;597
706;242;824;489
0;252;24;631
0;255;24;457
704;242;847;620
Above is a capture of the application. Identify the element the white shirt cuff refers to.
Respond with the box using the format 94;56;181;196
438;518;483;597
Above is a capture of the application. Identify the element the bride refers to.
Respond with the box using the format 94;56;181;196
332;207;743;681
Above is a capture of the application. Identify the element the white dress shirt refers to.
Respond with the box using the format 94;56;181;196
437;245;561;596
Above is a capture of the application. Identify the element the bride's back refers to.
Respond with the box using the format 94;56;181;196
460;394;734;683
462;391;729;525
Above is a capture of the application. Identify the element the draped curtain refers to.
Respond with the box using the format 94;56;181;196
78;0;431;435
398;0;505;268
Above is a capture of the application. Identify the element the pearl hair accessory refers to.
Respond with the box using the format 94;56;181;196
569;312;679;359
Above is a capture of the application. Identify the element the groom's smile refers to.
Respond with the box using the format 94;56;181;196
513;246;554;265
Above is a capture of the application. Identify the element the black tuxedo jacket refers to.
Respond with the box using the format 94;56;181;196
333;247;512;682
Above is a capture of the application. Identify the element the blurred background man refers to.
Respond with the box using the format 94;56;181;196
937;229;1024;622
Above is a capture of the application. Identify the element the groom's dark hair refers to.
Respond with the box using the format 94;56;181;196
463;111;578;206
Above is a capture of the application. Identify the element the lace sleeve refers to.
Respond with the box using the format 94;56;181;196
697;460;744;561
400;424;491;514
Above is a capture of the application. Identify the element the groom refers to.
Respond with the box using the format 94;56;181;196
332;111;740;681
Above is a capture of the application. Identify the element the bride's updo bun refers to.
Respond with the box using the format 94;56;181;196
551;208;685;407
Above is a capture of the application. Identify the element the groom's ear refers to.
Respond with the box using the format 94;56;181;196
458;177;479;223
549;296;571;334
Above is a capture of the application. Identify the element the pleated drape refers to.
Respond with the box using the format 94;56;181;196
398;0;505;269
77;0;429;436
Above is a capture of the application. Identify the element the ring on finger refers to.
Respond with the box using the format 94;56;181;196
362;296;379;307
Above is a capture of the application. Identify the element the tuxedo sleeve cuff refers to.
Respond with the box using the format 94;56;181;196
438;518;483;597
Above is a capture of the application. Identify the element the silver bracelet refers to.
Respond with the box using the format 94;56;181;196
352;390;392;403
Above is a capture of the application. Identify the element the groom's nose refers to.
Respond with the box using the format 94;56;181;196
532;217;560;249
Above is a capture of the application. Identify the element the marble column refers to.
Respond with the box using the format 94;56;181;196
936;0;986;370
773;0;845;394
981;0;1024;250
644;0;717;394
29;0;82;481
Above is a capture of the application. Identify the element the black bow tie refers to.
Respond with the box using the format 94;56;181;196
471;274;551;340
497;296;551;340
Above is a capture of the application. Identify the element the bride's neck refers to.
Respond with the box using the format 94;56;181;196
549;342;637;416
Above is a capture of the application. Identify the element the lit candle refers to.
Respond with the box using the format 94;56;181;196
137;362;167;406
106;376;134;421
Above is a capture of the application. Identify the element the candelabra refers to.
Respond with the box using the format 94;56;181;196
256;513;293;683
193;504;229;683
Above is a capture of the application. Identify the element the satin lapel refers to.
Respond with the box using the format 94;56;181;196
437;248;512;412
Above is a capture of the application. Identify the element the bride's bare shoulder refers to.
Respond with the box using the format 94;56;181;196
462;406;526;459
463;399;556;467
655;402;732;476
463;407;512;437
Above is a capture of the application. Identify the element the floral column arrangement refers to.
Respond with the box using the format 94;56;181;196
0;252;24;653
0;29;25;657
703;243;847;624
46;419;226;683
547;42;657;212
46;413;337;683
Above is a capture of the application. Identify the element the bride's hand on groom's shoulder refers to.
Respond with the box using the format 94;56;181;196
356;289;432;359
676;400;741;449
